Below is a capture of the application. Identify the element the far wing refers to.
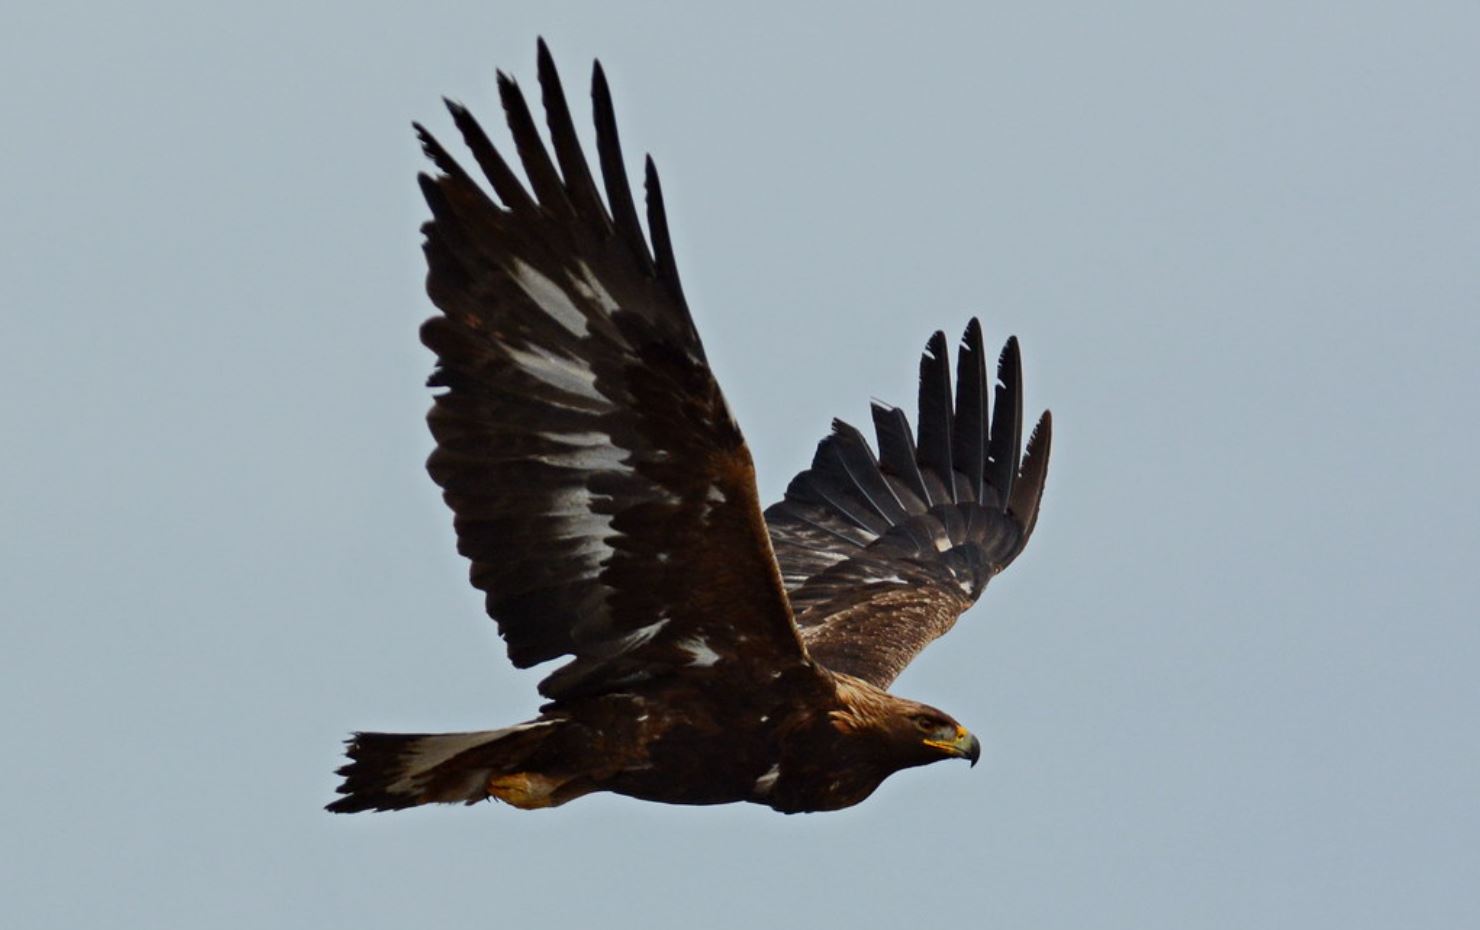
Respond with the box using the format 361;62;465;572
764;321;1051;688
417;42;813;702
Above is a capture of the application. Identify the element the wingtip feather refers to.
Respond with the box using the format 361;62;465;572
916;330;955;503
591;59;654;273
1007;409;1051;540
644;155;688;306
952;318;988;501
985;335;1023;507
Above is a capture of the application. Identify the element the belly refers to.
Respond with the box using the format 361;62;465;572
603;720;779;806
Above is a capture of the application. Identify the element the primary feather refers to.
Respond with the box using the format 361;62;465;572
766;324;1051;688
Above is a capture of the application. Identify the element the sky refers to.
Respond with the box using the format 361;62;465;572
3;1;1478;927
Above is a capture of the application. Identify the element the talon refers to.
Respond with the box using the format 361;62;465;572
487;772;561;809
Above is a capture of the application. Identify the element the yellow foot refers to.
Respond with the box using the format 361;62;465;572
487;772;562;809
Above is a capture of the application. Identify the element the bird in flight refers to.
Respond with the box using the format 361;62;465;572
329;40;1052;815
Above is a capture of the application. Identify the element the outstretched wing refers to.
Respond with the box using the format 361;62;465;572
763;320;1051;688
417;41;812;702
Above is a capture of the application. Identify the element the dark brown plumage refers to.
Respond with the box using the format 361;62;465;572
328;40;1051;816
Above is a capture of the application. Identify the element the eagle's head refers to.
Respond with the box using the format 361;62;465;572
829;674;981;771
756;672;983;812
895;704;982;768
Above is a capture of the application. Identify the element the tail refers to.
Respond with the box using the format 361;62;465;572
326;721;558;813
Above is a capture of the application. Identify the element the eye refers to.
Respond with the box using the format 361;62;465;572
914;716;940;734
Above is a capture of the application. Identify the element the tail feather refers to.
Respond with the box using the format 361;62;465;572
326;723;554;813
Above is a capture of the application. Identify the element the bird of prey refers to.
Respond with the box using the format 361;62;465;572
329;41;1051;816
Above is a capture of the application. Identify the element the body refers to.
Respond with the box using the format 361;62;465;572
334;668;979;814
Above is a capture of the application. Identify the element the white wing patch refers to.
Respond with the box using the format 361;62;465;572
509;258;589;336
569;261;622;316
546;486;617;575
677;636;721;667
534;430;631;473
504;342;605;404
614;617;670;655
753;763;781;795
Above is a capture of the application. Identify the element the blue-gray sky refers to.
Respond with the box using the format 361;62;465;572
4;2;1478;927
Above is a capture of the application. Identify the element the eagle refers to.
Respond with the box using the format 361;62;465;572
328;41;1052;816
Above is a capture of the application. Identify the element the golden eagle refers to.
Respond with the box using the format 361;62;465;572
329;41;1052;815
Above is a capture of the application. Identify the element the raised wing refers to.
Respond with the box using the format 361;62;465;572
417;41;812;702
764;320;1051;688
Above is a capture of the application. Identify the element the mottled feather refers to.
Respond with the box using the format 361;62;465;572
765;322;1052;688
416;48;810;700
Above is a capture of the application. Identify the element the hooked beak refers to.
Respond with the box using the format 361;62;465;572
963;731;981;767
925;726;982;767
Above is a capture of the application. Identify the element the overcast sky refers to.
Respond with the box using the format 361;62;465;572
3;1;1478;927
